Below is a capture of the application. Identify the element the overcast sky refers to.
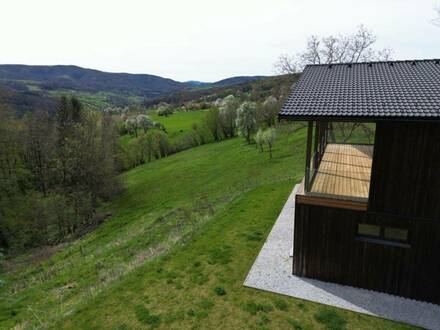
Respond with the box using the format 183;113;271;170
1;0;439;82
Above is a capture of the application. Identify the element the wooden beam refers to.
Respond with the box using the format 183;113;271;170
304;121;313;192
313;121;319;169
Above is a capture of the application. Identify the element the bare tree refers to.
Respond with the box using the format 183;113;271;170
275;25;393;74
434;5;440;26
275;25;390;144
274;54;301;75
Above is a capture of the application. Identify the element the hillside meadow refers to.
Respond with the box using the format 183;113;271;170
150;109;209;139
0;112;412;329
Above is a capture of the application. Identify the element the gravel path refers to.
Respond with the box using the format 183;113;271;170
244;184;440;330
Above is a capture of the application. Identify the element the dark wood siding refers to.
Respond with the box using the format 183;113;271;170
293;202;440;304
369;122;440;219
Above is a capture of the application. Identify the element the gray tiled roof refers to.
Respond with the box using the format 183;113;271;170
279;59;440;121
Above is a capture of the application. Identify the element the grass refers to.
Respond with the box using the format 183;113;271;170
314;308;347;330
48;90;139;111
0;119;415;329
150;109;209;139
119;109;209;152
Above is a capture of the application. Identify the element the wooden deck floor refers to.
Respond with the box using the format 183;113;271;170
310;143;373;199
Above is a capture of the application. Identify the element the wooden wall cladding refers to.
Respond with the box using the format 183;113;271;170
369;122;440;219
293;202;440;304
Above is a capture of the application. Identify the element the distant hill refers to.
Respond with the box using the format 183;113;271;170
184;80;211;88
0;64;275;114
0;65;268;98
211;76;266;87
144;74;298;108
0;82;57;116
0;65;184;98
184;76;266;88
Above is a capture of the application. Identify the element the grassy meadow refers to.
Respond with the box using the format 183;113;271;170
119;109;209;151
150;109;209;139
0;112;413;329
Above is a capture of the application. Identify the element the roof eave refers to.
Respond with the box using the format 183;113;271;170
278;114;440;123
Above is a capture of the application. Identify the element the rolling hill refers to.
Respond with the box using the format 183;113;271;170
0;65;268;99
0;65;184;98
184;76;266;88
0;118;411;329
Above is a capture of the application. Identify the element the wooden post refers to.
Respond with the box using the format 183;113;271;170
313;121;319;170
319;121;325;162
305;121;313;192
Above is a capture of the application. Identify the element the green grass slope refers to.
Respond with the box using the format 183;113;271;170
0;126;413;329
150;110;208;139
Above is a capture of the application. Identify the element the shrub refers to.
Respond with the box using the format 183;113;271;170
213;286;227;296
157;104;173;117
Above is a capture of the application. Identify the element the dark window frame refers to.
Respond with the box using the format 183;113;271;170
356;223;411;248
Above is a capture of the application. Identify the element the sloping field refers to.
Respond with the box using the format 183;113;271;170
0;125;413;329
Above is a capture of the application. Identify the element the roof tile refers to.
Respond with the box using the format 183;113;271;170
279;59;440;120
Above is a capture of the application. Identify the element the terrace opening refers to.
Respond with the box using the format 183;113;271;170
303;121;375;202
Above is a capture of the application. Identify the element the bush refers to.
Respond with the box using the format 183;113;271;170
213;286;227;296
157;104;173;117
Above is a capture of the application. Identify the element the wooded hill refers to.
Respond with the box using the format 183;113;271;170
0;65;267;98
0;65;295;114
0;65;274;114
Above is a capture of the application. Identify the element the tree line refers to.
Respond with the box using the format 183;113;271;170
118;94;281;171
0;96;121;253
206;94;279;145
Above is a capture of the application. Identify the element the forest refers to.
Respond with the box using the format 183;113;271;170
0;97;121;252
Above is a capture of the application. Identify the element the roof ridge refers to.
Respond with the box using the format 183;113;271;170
306;58;440;68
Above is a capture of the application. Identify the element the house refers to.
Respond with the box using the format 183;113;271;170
279;59;440;304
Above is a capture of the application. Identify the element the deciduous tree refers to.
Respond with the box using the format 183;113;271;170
275;25;393;74
236;102;257;144
263;128;277;160
219;95;239;137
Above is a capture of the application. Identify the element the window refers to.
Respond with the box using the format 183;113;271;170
358;224;380;237
384;227;409;242
357;223;410;248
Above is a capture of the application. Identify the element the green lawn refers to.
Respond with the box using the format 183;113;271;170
120;109;209;151
0;125;414;329
150;109;209;139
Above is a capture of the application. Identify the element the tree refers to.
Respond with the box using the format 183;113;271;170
136;114;153;133
205;108;223;141
263;128;277;159
275;25;393;74
153;131;170;159
157;103;173;117
0;97;121;252
255;129;265;152
434;6;440;26
236;102;257;144
152;121;167;133
125;118;138;137
219;95;239;137
259;96;279;127
23;110;56;197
